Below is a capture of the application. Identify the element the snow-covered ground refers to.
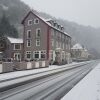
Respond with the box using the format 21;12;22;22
62;62;100;100
0;62;77;82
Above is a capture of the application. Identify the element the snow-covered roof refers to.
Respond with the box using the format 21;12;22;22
71;43;83;49
7;37;23;44
22;10;71;37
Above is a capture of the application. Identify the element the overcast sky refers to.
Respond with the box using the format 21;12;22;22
21;0;100;28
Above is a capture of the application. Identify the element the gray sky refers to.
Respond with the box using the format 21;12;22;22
21;0;100;28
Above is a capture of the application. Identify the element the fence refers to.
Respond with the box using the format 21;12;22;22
0;60;49;73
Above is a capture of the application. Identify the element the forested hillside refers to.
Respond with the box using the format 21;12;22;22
0;0;100;58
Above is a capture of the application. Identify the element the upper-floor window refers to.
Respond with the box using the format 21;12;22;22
36;28;41;38
36;39;40;46
28;20;32;26
27;40;31;47
27;30;31;38
34;18;39;24
14;44;21;50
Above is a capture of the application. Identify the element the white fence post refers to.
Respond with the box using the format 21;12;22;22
0;64;3;73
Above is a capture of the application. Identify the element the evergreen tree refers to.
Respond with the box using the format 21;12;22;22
0;14;19;38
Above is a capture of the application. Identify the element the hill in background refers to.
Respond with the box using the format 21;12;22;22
0;0;100;58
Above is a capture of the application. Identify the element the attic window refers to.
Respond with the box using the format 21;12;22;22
28;20;32;26
34;18;39;24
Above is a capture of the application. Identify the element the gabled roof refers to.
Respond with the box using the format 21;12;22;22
21;10;71;37
7;37;23;44
71;43;83;50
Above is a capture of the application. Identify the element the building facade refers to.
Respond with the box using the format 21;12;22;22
0;10;72;65
0;37;23;61
22;11;72;64
71;43;89;61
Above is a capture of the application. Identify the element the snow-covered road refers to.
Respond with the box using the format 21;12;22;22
62;62;100;100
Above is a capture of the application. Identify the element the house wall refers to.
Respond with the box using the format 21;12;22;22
23;12;48;60
49;28;71;64
3;39;23;60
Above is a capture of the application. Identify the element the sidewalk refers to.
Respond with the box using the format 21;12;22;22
62;62;100;100
0;62;77;82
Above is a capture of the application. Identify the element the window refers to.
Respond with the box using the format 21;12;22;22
27;30;31;38
36;28;41;38
34;18;39;24
41;51;46;59
26;51;31;59
36;39;40;46
34;51;39;59
27;40;31;47
14;44;21;50
28;20;32;26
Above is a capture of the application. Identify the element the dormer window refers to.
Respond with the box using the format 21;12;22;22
61;27;64;31
34;18;39;24
28;20;32;26
54;23;57;27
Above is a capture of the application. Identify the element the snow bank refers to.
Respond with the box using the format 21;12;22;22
62;63;100;100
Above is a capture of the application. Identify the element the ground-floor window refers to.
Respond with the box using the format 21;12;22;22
34;51;39;59
41;51;46;59
26;51;31;60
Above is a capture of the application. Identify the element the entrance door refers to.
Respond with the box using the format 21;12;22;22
14;53;21;61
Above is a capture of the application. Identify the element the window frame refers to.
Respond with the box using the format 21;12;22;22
28;20;32;26
27;30;31;38
36;28;41;38
14;44;21;50
34;18;39;24
41;50;46;59
36;39;40;46
26;51;31;60
27;40;31;47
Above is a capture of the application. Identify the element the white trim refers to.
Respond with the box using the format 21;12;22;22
14;44;21;50
26;51;31;60
27;30;31;38
34;18;39;24
28;20;32;26
36;39;40;46
36;28;41;37
27;40;31;47
34;51;40;59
